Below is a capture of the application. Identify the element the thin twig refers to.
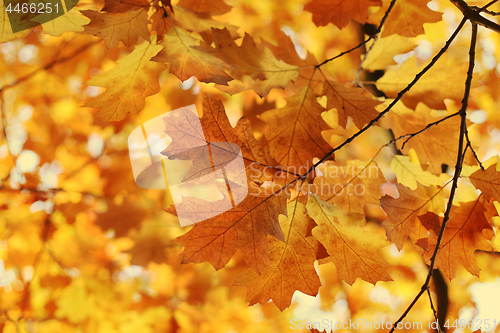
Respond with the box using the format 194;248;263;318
464;127;484;169
388;22;478;333
308;16;468;177
401;111;461;150
426;287;443;333
355;33;379;87
316;0;397;68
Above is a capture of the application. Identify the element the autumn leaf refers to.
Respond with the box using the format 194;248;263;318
35;10;91;37
469;163;500;202
304;0;382;29
308;195;392;285
381;183;445;250
377;55;474;110
259;87;333;170
323;80;381;129
201;28;300;96
233;200;322;311
102;0;150;13
390;155;449;190
153;27;232;85
172;188;287;273
380;0;442;37
161;96;281;184
382;103;477;174
82;8;150;49
362;35;416;71
177;0;232;16
313;160;386;213
84;36;168;121
419;198;495;279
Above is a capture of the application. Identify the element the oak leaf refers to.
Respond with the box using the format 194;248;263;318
323;80;381;129
161;96;280;183
304;0;382;29
153;27;232;85
376;55;474;110
308;195;392;285
233;200;322;311
259;87;333;170
362;35;416;71
381;183;444;250
313;160;386;213
82;9;149;49
102;0;150;13
418;198;495;279
84;36;168;121
381;0;442;37
172;188;287;273
177;0;232;16
382;103;476;174
469;163;500;202
203;28;299;96
390;155;449;190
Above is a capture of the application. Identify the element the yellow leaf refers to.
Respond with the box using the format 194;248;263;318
391;155;449;190
34;9;90;36
84;36;168;121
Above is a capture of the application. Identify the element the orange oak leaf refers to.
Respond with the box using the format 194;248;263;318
308;195;392;285
259;87;333;170
153;27;233;85
102;0;150;13
418;198;495;279
202;28;299;97
313;160;386;213
362;35;416;71
161;96;281;183
382;103;477;174
323;80;381;129
376;55;474;110
233;200;322;311
84;37;168;121
177;0;232;16
82;9;149;49
172;188;287;273
381;183;445;250
304;0;382;29
381;0;442;37
469;164;500;202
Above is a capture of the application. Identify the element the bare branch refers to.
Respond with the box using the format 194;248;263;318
388;21;478;333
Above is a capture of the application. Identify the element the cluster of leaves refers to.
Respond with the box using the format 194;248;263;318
2;0;500;332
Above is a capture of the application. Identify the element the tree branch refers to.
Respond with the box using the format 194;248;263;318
388;21;478;333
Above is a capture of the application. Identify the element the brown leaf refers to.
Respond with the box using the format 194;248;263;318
379;0;442;37
102;0;150;13
381;183;445;250
173;189;287;273
419;198;494;279
201;28;299;96
323;80;381;129
177;0;232;16
153;27;233;85
382;103;477;174
469;163;500;202
233;200;322;311
304;0;382;29
82;9;149;49
308;195;392;285
259;87;333;170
